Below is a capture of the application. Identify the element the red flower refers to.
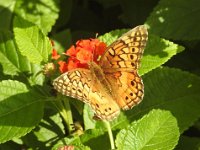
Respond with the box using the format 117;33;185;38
66;45;76;57
67;57;88;70
76;48;93;64
52;49;60;60
58;61;68;73
52;38;107;73
65;39;107;71
94;40;107;60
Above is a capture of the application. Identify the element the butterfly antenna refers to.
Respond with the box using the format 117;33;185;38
95;33;99;38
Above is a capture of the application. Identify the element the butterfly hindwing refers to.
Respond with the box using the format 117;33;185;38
53;68;120;120
106;71;144;110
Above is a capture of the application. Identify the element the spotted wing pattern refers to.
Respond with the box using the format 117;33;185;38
100;25;148;72
99;25;148;110
53;68;120;120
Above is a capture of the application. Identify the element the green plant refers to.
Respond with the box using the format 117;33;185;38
0;0;200;149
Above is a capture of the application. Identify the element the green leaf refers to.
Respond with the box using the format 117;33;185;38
113;67;200;134
53;136;91;150
98;29;184;75
80;129;110;150
175;136;200;150
0;0;15;30
28;64;45;86
15;0;59;34
22;110;65;149
83;104;96;130
0;30;45;85
13;16;52;64
0;80;44;143
116;109;179;150
140;34;184;75
0;30;25;75
145;0;200;40
98;29;127;46
0;30;43;79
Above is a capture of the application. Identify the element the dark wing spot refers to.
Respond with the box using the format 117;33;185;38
83;94;87;98
130;93;133;96
105;108;108;112
130;55;134;60
125;96;129;100
72;88;76;91
108;107;112;110
131;47;135;52
96;103;99;108
131;62;135;67
131;81;135;86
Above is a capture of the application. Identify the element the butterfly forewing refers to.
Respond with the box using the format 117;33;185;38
100;25;148;72
53;68;120;120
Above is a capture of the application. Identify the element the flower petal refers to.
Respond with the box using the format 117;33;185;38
58;61;68;73
52;49;60;60
65;45;77;57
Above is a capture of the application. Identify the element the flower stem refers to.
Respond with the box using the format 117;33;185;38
54;95;74;134
62;97;74;133
103;120;115;150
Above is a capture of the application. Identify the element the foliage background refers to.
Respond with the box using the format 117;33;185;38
0;0;200;149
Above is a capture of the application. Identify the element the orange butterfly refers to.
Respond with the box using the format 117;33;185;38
53;25;148;120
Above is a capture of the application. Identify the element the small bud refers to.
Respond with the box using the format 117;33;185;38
43;63;56;77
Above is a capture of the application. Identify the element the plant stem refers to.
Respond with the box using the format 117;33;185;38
54;95;74;134
62;97;74;133
103;120;115;150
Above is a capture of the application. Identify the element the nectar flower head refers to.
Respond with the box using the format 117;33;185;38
51;38;107;73
65;39;106;71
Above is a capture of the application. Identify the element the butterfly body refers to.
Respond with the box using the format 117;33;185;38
53;25;148;120
88;61;113;95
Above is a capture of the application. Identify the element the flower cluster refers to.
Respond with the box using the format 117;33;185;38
52;39;107;73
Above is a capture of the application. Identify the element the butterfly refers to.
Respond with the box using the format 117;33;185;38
53;25;148;121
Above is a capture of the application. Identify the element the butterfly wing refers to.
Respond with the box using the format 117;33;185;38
106;71;144;110
53;68;120;120
99;25;148;110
